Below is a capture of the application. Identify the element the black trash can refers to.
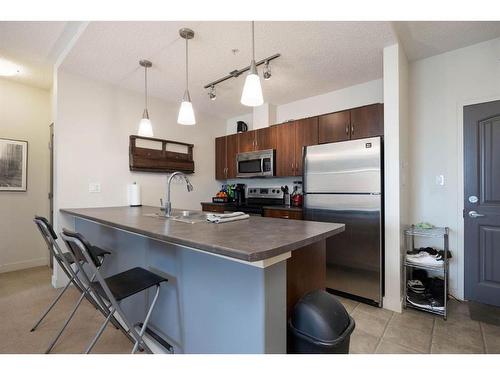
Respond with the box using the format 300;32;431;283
288;290;355;354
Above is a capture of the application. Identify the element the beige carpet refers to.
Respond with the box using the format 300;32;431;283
0;266;131;354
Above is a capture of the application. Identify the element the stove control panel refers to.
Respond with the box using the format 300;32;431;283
247;187;284;199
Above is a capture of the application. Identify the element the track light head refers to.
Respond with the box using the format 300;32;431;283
208;85;216;101
263;61;271;80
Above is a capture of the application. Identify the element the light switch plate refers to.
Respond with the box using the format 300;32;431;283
435;175;445;186
89;182;101;193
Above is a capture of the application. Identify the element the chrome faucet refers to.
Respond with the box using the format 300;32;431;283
164;171;193;217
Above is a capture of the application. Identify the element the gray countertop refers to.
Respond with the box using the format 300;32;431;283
61;206;344;262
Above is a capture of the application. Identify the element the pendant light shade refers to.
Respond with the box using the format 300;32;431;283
241;60;264;106
241;21;264;107
138;60;154;137
178;28;196;126
177;90;196;125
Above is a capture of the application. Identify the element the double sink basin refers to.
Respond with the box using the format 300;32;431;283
144;210;209;224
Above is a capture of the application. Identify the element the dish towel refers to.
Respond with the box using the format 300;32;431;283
206;212;250;224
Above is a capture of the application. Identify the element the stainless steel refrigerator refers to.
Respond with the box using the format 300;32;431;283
303;136;383;306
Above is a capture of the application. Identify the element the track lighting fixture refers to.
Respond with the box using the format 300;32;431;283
263;60;271;80
208;85;216;101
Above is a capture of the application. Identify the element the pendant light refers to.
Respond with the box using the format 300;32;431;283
177;28;196;126
138;59;154;137
241;21;264;107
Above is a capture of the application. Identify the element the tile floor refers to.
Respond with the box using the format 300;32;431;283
1;266;499;354
338;296;500;353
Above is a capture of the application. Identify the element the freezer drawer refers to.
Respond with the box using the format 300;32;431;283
304;137;381;194
304;193;382;304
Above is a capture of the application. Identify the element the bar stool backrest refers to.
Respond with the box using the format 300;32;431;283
61;228;101;267
33;216;75;273
61;229;115;301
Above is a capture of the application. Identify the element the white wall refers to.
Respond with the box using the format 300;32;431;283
0;78;51;273
382;44;400;312
54;70;226;245
276;79;383;123
408;37;500;299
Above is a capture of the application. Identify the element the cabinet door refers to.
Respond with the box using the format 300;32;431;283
238;130;256;153
294;117;319;176
226;134;239;178
275;122;296;177
215;136;227;180
255;126;276;151
350;103;384;140
318;111;350;143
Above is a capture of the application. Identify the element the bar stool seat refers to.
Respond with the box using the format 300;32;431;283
91;267;167;302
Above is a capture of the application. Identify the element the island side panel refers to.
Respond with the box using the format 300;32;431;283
286;239;326;317
74;218;287;354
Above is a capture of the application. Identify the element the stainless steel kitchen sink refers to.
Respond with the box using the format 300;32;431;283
143;210;208;224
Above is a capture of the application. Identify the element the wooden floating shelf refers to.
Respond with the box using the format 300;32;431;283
129;135;194;174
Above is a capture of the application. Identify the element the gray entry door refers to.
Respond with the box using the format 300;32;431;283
464;100;500;306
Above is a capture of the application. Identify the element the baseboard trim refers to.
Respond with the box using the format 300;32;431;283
0;257;49;274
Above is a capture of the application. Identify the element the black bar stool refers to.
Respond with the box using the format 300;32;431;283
32;216;131;353
61;228;168;354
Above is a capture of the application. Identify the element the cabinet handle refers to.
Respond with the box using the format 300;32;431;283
351;124;354;135
345;125;349;135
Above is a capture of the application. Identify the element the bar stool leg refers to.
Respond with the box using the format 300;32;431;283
132;285;160;354
44;285;89;354
31;276;74;332
85;307;116;354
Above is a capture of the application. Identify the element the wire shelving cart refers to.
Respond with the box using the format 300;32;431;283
403;226;449;320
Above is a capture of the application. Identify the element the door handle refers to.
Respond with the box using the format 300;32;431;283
468;210;485;218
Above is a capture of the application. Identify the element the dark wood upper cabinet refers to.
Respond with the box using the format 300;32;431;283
275;122;296;177
226;134;239;179
350;103;384;140
214;104;382;180
319;110;350;143
238;130;256;153
215;136;227;180
294;117;319;176
255;126;276;151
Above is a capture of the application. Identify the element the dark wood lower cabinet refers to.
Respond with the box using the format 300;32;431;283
200;202;225;213
263;208;303;220
286;240;326;318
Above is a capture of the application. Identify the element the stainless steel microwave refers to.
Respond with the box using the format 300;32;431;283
236;149;275;178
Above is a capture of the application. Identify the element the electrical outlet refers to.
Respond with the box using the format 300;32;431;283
89;182;101;193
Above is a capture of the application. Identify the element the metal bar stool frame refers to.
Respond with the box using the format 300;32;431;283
32;217;135;353
61;230;165;354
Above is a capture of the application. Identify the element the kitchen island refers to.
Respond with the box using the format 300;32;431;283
60;206;344;354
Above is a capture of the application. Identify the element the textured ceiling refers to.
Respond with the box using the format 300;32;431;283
2;21;500;112
394;21;500;61
0;21;69;88
60;21;396;119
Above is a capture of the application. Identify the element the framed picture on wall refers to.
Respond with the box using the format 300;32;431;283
0;138;28;192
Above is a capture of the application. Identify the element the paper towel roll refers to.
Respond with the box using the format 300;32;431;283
128;182;142;207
